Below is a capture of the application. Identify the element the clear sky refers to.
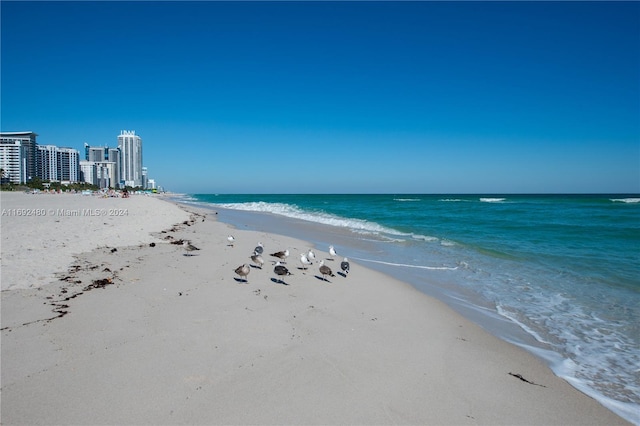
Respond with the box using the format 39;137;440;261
2;1;639;194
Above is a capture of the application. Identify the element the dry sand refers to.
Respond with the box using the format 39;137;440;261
0;192;631;425
1;191;191;291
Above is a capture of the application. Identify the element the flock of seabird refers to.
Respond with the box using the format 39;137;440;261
182;235;351;285
234;238;349;285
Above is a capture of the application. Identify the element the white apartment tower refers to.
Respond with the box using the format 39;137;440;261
37;145;59;181
0;131;38;183
117;130;142;187
57;147;80;182
36;145;80;182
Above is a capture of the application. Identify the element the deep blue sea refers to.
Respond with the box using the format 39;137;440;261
178;193;639;424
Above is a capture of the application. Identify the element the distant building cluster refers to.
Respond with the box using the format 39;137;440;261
0;130;158;190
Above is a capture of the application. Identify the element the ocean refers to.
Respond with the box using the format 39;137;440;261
177;193;639;424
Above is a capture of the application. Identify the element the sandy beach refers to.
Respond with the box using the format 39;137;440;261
0;192;631;425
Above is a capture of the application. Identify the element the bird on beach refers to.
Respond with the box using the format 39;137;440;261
273;261;292;284
254;242;264;255
183;241;200;256
328;245;337;260
341;257;350;275
307;249;316;263
227;235;235;247
319;260;335;281
299;253;312;270
270;249;290;263
234;264;250;282
250;253;264;269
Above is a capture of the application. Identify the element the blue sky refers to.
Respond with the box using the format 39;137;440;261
2;1;638;194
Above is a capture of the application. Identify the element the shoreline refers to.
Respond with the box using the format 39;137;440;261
1;192;631;425
176;194;640;425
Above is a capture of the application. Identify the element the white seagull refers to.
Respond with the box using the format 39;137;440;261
299;253;312;270
328;245;337;260
227;235;235;247
307;249;316;263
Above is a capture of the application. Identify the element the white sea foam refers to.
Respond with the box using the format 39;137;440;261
170;194;199;202
494;291;640;425
439;198;466;202
210;201;445;245
610;198;640;204
558;364;640;426
411;234;439;242
480;197;506;203
394;198;421;202
214;201;400;236
350;256;458;270
496;304;552;345
359;236;407;243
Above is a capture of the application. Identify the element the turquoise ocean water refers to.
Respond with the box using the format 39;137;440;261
179;194;639;424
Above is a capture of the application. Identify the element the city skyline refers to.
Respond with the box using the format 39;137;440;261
0;130;157;190
2;1;638;194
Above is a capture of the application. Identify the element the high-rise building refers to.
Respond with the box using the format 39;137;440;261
0;131;38;183
37;145;80;182
142;166;148;190
107;147;121;187
83;144;122;188
117;130;143;187
79;160;97;186
57;147;80;182
0;139;27;184
37;145;59;181
85;144;106;162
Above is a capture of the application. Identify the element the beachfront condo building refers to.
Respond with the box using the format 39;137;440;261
118;130;143;188
56;147;80;182
38;145;57;181
79;160;97;186
84;144;122;187
107;147;122;186
0;131;38;183
85;144;106;162
0;139;28;184
142;166;148;190
79;160;119;189
36;145;80;183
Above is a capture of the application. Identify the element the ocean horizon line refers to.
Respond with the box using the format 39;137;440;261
185;192;640;196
